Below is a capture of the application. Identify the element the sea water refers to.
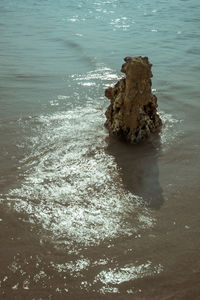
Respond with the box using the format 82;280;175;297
0;0;200;299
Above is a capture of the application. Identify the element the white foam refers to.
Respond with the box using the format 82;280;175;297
95;261;163;285
159;111;183;149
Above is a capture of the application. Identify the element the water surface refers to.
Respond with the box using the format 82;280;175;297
0;0;200;299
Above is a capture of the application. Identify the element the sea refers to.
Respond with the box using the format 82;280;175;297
0;0;200;299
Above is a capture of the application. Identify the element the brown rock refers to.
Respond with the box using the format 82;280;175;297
105;56;162;143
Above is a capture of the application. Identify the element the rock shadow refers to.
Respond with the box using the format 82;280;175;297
105;134;164;209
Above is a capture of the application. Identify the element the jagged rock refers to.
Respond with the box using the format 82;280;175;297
105;56;162;143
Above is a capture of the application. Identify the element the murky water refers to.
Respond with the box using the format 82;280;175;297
0;0;200;299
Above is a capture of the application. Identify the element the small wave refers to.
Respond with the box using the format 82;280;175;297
159;111;183;149
71;66;121;87
95;261;163;285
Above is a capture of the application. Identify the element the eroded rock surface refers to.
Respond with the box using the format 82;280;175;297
105;56;162;143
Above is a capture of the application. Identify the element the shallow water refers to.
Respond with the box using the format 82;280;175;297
0;0;200;299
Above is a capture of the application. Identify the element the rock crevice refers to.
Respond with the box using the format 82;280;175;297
105;56;162;143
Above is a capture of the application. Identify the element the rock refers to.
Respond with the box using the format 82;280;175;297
105;56;162;143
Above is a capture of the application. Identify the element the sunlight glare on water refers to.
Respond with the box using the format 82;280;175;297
1;65;180;253
0;0;200;298
5;104;155;250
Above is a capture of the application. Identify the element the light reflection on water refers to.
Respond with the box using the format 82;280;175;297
2;66;181;250
0;65;182;297
1;0;199;297
5;105;155;249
